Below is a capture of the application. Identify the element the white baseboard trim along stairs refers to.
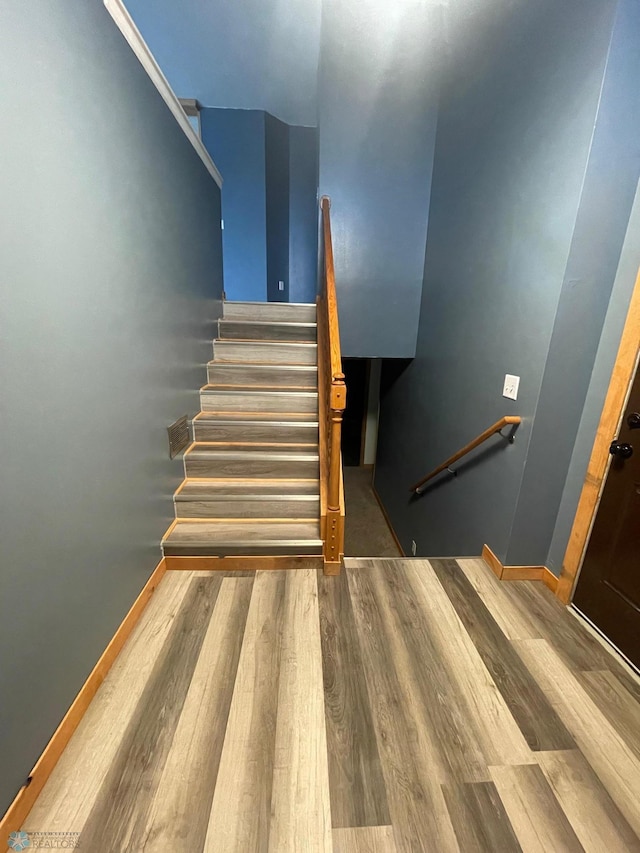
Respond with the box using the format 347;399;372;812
162;300;324;569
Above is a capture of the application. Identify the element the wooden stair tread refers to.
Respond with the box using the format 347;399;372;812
219;319;317;328
203;385;317;393
201;385;318;395
200;386;318;415
162;519;323;555
177;488;319;501
206;363;318;388
218;319;317;344
207;360;317;370
212;340;318;366
213;336;318;342
185;443;319;461
217;338;316;345
223;300;316;308
194;411;318;423
176;479;320;496
173;478;320;520
184;441;317;452
175;494;320;503
165;520;321;540
214;341;317;351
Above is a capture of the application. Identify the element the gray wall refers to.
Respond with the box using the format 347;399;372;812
201;108;268;301
375;0;639;566
547;179;640;575
0;0;223;816
125;0;321;126
506;0;640;565
317;0;439;358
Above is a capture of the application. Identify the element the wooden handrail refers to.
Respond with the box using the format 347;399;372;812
318;196;346;574
320;197;343;383
410;416;521;494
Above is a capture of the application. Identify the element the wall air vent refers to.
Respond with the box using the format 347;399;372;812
167;415;190;459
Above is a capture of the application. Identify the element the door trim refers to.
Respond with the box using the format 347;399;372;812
557;265;640;604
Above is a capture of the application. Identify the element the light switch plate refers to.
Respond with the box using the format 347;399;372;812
503;374;520;400
278;280;285;292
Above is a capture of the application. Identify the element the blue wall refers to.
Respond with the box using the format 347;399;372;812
375;0;639;567
0;0;223;815
202;109;319;303
317;0;439;357
125;0;321;126
289;127;319;304
265;113;291;302
201;108;267;301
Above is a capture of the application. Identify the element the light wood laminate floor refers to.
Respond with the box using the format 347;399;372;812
24;558;640;852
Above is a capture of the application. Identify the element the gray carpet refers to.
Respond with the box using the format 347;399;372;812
343;467;402;557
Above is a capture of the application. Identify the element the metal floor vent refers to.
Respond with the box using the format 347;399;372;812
168;415;190;458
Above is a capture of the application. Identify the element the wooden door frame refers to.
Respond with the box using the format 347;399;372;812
557;265;640;604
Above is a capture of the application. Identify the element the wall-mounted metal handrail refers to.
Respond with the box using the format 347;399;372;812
410;416;521;494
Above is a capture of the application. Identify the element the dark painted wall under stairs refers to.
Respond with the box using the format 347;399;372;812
375;0;640;571
0;0;223;816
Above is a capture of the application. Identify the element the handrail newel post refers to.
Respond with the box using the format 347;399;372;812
324;374;345;575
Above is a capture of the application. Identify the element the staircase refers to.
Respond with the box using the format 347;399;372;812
162;300;325;569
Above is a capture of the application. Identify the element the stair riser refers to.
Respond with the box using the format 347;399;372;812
212;342;317;365
222;302;316;323
163;541;323;557
207;363;317;388
193;421;319;443
200;391;318;414
219;321;317;343
174;498;319;518
184;456;319;479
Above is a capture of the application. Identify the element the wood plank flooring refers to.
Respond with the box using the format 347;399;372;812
23;558;640;852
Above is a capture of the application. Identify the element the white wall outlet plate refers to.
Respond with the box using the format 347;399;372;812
278;280;285;291
411;540;417;556
503;374;520;401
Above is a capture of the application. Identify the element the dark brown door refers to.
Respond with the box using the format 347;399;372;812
573;366;640;669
